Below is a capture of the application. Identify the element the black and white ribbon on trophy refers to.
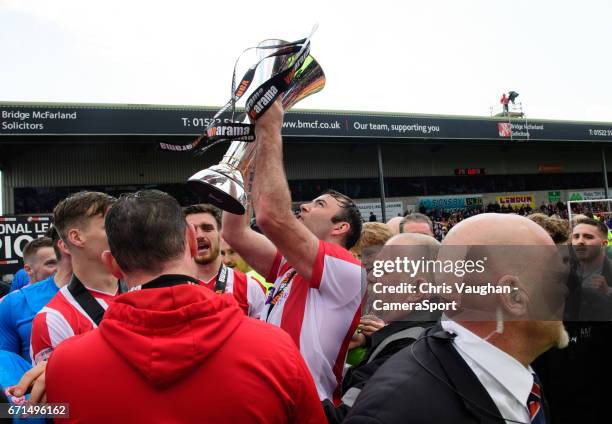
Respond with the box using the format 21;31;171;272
159;26;317;155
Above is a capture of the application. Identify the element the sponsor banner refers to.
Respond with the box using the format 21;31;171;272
496;194;536;209
357;201;403;221
418;195;483;211
548;191;561;202
496;122;532;139
568;190;606;201
2;103;612;142
0;215;52;276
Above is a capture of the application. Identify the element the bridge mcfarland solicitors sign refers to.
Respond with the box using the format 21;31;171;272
2;103;612;142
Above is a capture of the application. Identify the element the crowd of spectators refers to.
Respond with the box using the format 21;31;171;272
419;200;612;241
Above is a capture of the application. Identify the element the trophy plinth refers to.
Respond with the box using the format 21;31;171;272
187;163;247;214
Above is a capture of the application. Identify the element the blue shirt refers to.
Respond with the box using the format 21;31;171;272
0;276;59;361
9;269;29;293
0;350;45;424
0;349;30;388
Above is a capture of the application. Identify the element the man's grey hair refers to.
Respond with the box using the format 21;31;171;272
399;213;433;234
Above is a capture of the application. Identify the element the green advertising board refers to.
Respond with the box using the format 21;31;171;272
548;191;561;202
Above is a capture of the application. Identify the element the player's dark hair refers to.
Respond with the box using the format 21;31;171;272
324;189;363;250
183;204;222;230
106;190;186;274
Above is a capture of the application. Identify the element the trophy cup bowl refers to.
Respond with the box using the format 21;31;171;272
187;44;325;214
187;143;251;215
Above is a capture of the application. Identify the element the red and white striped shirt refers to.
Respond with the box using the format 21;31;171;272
30;285;116;364
264;240;364;402
202;267;267;318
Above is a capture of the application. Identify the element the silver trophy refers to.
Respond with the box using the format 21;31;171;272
187;38;325;214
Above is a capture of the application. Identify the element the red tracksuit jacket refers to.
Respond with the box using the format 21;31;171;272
46;282;325;423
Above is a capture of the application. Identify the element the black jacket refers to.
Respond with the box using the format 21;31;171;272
344;324;551;424
533;259;612;424
323;317;435;424
345;314;438;394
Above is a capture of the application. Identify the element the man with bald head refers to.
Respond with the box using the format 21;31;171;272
346;213;567;424
365;232;440;323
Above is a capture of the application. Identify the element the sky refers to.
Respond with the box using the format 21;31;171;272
1;0;612;214
1;0;611;122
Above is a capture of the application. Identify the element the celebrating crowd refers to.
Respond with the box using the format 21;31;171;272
420;200;612;241
0;101;610;423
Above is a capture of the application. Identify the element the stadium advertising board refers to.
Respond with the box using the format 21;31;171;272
548;191;561;202
0;215;52;276
496;194;536;209
356;201;403;221
568;190;606;201
418;195;483;212
2;103;612;142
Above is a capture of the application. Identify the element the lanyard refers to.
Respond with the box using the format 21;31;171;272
67;274;121;326
214;264;229;294
141;274;201;290
265;270;297;321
